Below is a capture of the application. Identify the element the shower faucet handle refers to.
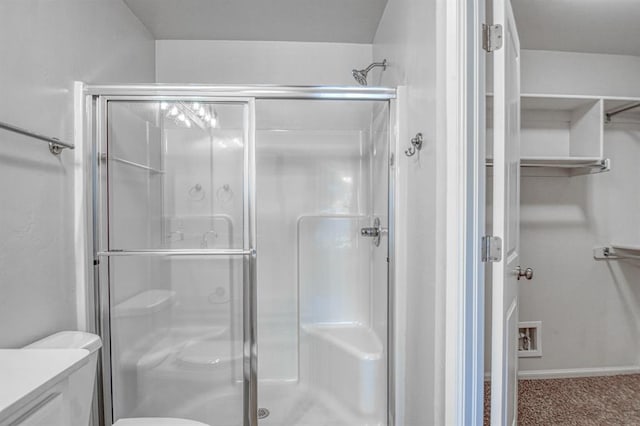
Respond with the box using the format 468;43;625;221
361;217;387;247
361;227;380;237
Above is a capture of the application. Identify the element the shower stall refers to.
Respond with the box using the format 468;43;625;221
85;85;397;426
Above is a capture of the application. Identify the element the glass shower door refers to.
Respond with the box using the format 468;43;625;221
97;98;255;426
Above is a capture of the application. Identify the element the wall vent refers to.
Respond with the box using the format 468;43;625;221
518;321;542;358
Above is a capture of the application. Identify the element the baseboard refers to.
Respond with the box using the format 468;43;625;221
484;365;640;381
518;366;640;380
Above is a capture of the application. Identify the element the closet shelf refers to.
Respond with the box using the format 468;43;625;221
487;157;610;173
594;244;640;260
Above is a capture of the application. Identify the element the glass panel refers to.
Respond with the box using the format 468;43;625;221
109;255;244;425
106;100;246;250
255;100;389;425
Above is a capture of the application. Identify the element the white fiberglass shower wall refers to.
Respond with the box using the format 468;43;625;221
89;86;393;426
256;99;389;425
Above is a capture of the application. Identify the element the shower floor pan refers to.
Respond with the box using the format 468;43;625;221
132;381;383;426
258;381;384;426
122;324;385;425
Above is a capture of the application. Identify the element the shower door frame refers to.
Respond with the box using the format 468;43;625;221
83;84;398;426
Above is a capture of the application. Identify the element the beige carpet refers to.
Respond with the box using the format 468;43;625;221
484;374;640;425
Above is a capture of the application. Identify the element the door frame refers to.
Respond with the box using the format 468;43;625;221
75;84;400;426
439;0;486;424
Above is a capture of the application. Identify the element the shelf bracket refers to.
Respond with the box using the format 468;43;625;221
594;246;640;261
594;246;616;260
570;159;611;177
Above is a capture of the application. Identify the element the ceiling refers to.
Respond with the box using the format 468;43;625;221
123;0;388;43
512;0;640;56
124;0;640;56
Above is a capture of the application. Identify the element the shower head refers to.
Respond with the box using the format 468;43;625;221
352;59;388;86
352;69;368;86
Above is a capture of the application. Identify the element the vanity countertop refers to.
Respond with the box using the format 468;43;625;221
0;349;89;421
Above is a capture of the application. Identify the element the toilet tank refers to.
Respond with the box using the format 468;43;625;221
24;332;102;426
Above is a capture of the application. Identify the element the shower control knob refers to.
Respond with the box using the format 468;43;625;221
361;227;380;237
516;266;534;280
361;217;386;247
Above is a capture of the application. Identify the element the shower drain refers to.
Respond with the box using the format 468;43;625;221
258;408;270;419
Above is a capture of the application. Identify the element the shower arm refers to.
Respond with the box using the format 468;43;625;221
352;59;388;86
362;60;388;74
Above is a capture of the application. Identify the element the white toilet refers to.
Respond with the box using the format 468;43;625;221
25;331;209;426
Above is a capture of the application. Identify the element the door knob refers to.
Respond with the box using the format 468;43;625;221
516;266;533;280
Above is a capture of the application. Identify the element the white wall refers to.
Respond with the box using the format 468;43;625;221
486;49;640;376
488;49;640;98
156;40;372;85
517;140;640;373
373;0;439;423
521;50;640;98
0;0;155;348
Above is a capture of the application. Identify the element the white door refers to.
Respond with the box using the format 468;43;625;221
490;0;521;425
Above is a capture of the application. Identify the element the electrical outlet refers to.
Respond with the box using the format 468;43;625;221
518;321;542;358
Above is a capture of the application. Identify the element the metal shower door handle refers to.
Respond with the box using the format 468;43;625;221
516;266;534;280
361;217;387;247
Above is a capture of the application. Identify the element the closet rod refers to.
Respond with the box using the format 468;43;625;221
0;120;74;155
605;102;640;122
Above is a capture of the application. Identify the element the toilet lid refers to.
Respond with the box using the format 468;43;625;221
114;418;209;426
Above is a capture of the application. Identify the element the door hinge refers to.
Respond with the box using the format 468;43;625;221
482;24;503;52
482;235;502;262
